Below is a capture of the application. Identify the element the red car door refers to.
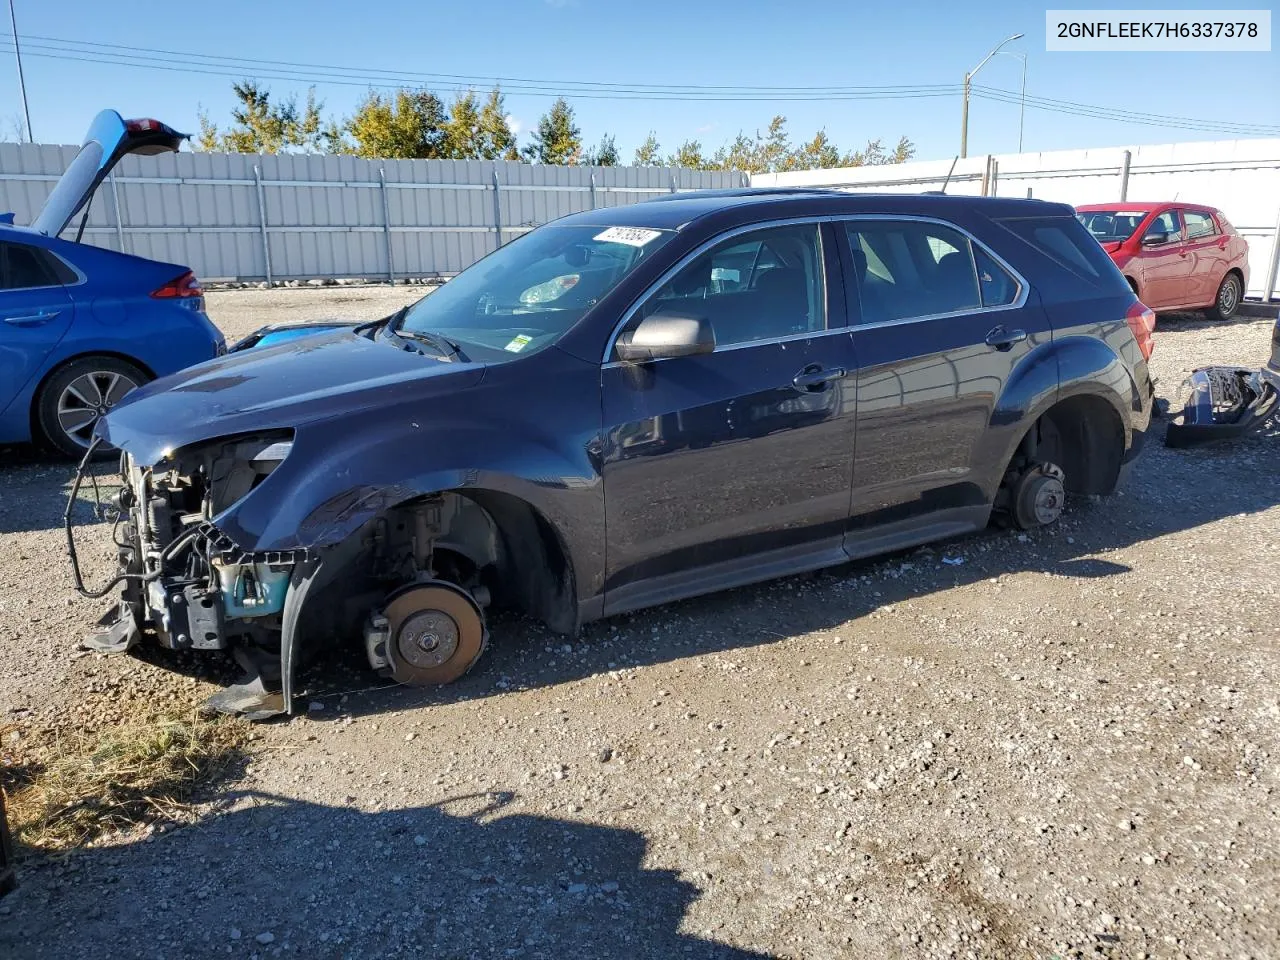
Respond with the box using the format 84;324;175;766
1135;209;1193;309
1179;208;1230;307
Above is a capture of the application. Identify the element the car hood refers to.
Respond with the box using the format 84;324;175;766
96;329;485;465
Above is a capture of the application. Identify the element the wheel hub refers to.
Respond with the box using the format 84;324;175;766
396;609;460;668
1031;475;1065;525
381;582;487;686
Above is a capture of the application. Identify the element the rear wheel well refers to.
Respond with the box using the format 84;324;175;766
1019;395;1126;496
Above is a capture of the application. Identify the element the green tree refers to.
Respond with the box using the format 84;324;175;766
840;136;915;167
588;133;620;166
757;115;791;173
523;98;582;165
633;131;662;166
668;139;708;170
346;88;449;159
711;132;760;172
785;129;842;171
444;90;482;159
198;81;328;154
477;87;519;161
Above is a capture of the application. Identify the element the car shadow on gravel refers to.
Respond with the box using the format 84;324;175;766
0;790;772;960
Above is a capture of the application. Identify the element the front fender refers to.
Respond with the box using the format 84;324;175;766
212;387;606;602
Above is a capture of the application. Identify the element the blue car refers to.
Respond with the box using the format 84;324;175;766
0;110;225;456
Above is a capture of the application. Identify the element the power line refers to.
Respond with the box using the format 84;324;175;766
0;32;960;96
3;31;1273;136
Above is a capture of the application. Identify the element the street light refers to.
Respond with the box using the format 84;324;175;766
960;32;1023;158
995;50;1028;153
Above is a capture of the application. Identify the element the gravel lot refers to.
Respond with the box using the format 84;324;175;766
1;287;1277;960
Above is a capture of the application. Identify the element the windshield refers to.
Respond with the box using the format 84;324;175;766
1076;209;1151;243
396;224;674;358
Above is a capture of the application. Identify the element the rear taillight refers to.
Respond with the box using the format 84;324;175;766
151;270;203;299
1126;301;1156;361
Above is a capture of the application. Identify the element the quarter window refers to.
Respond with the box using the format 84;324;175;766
632;223;826;349
973;247;1019;307
0;241;59;291
1182;210;1217;240
844;221;982;324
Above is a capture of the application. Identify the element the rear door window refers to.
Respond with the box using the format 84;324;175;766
1182;210;1217;240
843;220;983;324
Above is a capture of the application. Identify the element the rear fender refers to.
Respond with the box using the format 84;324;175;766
974;335;1138;497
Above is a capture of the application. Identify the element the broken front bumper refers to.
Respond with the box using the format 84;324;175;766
1165;366;1279;448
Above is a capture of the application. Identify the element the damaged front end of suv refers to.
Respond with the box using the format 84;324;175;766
69;433;307;716
67;426;517;719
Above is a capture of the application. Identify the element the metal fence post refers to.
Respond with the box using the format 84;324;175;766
990;159;999;197
1119;150;1132;202
589;172;597;210
669;171;677;194
253;164;273;285
980;156;992;197
491;169;503;248
108;170;125;253
379;168;395;283
1265;205;1280;303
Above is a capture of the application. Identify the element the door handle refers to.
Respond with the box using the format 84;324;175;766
792;365;846;391
2;310;61;327
984;326;1027;351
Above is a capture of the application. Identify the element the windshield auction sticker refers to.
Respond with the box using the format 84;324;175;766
1046;10;1271;51
504;334;533;353
594;227;663;247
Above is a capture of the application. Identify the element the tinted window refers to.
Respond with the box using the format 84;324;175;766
634;223;826;348
0;242;58;290
973;246;1019;307
1183;210;1217;240
844;221;980;323
1000;215;1126;286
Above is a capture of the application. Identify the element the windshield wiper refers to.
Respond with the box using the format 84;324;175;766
396;329;469;362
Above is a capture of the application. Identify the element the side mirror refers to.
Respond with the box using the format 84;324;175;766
1142;231;1169;247
615;311;715;362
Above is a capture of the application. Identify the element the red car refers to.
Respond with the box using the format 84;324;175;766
1076;202;1249;320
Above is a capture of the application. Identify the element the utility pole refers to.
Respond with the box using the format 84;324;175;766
7;0;31;142
961;32;1023;159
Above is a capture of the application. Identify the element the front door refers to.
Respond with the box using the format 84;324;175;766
0;240;75;413
600;221;857;614
838;217;1051;552
1135;210;1192;309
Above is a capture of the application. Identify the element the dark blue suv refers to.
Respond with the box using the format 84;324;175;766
76;190;1154;716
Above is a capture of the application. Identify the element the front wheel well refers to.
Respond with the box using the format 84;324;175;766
1017;395;1127;496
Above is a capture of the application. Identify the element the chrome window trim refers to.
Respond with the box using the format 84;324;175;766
600;212;1033;363
838;214;1030;325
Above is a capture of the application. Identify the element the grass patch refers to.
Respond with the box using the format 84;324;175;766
1;707;250;851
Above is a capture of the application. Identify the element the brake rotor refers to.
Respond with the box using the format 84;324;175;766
383;582;487;686
1012;462;1066;530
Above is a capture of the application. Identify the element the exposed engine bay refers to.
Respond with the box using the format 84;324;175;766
67;433;507;719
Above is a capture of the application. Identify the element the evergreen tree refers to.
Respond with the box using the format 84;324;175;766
522;98;582;165
477;87;519;161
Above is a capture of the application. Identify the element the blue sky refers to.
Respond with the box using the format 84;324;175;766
3;0;1277;160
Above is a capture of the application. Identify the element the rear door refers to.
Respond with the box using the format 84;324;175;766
1179;207;1230;306
600;221;857;612
837;217;1045;549
0;239;75;412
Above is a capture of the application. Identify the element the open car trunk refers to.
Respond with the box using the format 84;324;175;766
30;110;186;238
